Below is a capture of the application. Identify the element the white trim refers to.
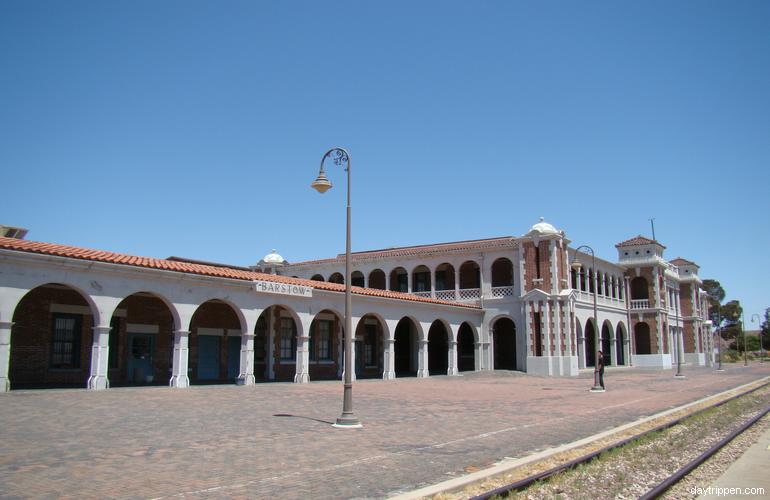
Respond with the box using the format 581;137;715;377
126;323;159;334
227;329;242;337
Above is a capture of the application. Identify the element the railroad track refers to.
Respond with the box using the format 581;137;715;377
469;381;770;500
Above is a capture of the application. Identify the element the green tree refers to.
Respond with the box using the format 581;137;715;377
719;300;743;342
761;307;770;351
702;279;725;325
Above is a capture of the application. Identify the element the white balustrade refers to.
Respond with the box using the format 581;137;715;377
412;291;431;298
491;286;515;298
630;299;650;310
458;288;480;301
435;290;457;301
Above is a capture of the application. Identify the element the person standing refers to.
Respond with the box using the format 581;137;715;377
597;350;605;389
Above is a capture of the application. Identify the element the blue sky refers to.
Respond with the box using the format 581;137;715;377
2;1;769;322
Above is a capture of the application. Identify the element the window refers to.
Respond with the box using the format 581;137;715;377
318;321;332;361
51;313;82;369
280;318;296;360
108;317;120;370
364;324;377;366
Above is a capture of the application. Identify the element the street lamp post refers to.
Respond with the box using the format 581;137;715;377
751;313;764;361
716;306;724;372
571;245;604;392
674;286;685;378
311;147;361;429
740;311;748;367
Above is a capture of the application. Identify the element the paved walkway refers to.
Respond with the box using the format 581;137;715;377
0;363;768;499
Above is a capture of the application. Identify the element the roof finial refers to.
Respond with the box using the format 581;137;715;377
540;216;545;222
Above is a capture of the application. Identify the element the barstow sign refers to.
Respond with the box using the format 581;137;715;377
254;280;313;298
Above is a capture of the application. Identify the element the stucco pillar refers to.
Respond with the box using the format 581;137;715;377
170;330;190;388
454;267;461;300
417;339;429;377
294;335;309;383
382;338;395;380
237;333;255;385
447;340;458;375
87;325;111;390
385;272;391;292
0;321;12;392
407;273;412;294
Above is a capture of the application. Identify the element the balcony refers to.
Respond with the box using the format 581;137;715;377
630;299;650;310
491;285;516;298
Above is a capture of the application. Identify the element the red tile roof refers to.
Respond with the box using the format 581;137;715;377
290;236;516;266
0;237;480;309
670;257;697;267
615;235;666;249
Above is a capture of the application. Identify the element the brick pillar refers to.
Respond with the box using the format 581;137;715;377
87;326;111;390
0;321;12;392
170;330;190;388
238;333;255;386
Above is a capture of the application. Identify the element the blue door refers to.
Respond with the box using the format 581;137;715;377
197;335;220;380
127;333;154;383
227;336;241;380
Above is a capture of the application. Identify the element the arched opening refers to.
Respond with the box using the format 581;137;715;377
588;269;595;293
635;322;651;355
412;265;431;293
601;322;612;366
580;268;586;291
596;272;604;295
309;310;342;380
427;320;449;375
631;277;649;299
493;317;517;370
351;271;365;287
585;319;597;367
615;323;626;365
109;292;176;387
434;263;455;290
491;258;514;288
576;321;585;369
368;269;386;290
458;323;476;372
10;284;96;389
389;267;408;292
354;314;384;379
328;272;344;285
310;274;325;282
256;305;299;382
570;267;578;290
394;317;417;376
459;261;480;290
189;300;243;384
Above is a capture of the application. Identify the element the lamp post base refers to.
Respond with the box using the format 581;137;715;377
589;386;605;393
674;374;686;379
333;414;363;429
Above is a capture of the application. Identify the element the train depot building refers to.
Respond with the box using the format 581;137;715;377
0;219;713;391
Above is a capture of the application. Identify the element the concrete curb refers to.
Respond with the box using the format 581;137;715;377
389;375;770;500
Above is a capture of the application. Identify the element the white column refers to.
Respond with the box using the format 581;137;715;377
237;333;255;385
454;267;461;300
382;338;395;380
417;339;429;377
543;301;551;357
294;335;309;383
363;274;369;288
87;325;111;390
447;340;458;375
385;271;391;291
0;321;13;392
407;272;412;294
170;330;190;388
550;240;558;294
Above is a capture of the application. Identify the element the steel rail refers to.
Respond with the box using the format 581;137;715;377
640;403;770;499
470;381;768;500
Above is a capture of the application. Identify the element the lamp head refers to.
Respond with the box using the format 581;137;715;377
311;169;332;194
571;261;583;272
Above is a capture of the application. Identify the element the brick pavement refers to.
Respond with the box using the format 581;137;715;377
0;363;768;499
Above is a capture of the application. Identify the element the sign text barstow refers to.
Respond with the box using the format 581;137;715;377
254;280;313;298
